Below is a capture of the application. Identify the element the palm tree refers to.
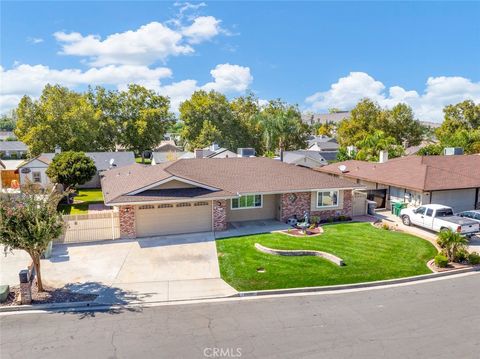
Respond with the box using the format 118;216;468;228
436;229;468;262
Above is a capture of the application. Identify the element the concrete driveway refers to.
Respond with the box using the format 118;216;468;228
1;233;236;303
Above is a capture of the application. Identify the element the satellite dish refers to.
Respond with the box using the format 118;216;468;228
338;165;347;173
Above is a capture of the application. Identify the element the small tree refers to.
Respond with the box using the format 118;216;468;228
0;184;65;291
436;229;468;262
46;151;97;194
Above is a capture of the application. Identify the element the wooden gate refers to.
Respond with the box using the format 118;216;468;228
352;190;368;216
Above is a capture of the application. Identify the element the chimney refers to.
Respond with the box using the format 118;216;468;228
54;145;61;154
195;149;204;158
443;147;464;156
379;150;388;163
210;143;220;152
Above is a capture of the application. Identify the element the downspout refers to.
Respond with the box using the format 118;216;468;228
475;188;479;210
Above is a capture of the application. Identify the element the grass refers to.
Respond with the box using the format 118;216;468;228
135;157;151;165
216;222;438;291
58;189;104;215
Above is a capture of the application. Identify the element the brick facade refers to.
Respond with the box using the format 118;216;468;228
213;200;227;231
119;205;136;238
280;190;353;222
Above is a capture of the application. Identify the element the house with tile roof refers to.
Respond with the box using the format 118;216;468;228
317;155;480;212
101;157;361;238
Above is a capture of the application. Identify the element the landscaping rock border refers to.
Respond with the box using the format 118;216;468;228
254;243;344;266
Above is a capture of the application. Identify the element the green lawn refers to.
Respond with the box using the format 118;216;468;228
216;222;437;291
135;157;151;165
59;189;104;215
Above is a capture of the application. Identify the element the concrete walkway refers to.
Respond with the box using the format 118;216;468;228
215;219;290;239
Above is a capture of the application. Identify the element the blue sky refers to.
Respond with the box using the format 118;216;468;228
1;1;479;121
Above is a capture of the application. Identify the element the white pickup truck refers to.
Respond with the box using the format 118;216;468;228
400;204;479;237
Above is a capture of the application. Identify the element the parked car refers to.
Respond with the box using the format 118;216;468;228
400;204;479;237
457;210;480;224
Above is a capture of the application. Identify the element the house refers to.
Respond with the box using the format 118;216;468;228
0;159;22;189
317;155;480;212
151;151;187;165
153;140;182;153
180;144;238;160
101;157;360;238
0;131;16;141
307;136;340;151
282;150;328;168
18;151;135;188
0;141;28;159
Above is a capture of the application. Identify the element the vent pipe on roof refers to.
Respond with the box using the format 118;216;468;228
54;145;61;154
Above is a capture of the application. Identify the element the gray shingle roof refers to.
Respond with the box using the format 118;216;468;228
0;141;28;151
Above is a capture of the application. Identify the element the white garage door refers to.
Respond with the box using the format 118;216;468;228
431;189;476;213
136;201;212;237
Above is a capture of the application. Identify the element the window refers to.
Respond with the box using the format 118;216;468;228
231;195;262;209
158;204;173;208
32;172;41;183
435;208;453;217
426;208;434;217
138;205;155;210
317;191;338;208
415;207;426;215
194;201;209;206
176;202;191;207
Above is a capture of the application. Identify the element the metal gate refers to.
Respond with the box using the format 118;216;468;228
57;211;120;244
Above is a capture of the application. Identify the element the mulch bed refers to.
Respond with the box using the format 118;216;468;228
280;226;324;237
0;284;97;307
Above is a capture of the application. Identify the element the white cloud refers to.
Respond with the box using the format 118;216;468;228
305;72;480;122
0;63;252;113
182;16;221;44
202;63;253;93
27;37;44;44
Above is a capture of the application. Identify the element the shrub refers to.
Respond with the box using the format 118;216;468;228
434;254;449;268
310;216;320;225
381;223;390;231
327;217;334;223
468;252;480;265
454;248;469;263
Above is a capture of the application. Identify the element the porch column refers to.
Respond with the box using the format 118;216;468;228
213;200;227;231
119;205;136;238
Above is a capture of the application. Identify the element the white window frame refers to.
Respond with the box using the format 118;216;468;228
231;194;263;210
32;171;42;183
316;190;339;208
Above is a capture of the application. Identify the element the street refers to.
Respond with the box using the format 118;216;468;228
1;273;479;359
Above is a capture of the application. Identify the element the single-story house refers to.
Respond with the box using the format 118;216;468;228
0;141;28;159
151;151;187;165
101;157;361;238
282;150;328;168
0;159;22;189
307;136;340;152
179;144;238;160
18;151;135;188
153;140;182;153
317;155;480;212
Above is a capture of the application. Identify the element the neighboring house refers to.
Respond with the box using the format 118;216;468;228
151;151;187;165
307;136;340;151
0;141;28;159
153;140;182;153
302;112;350;126
317;155;480;212
0;159;22;189
404;140;438;156
282;150;328;168
180;144;238;160
0;131;16;141
18;152;135;188
101;157;361;238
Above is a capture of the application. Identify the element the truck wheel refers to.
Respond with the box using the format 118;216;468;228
402;215;411;226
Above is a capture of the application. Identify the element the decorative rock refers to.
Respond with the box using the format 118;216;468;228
255;243;345;266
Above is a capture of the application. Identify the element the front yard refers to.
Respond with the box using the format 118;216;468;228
216;222;437;291
59;189;104;214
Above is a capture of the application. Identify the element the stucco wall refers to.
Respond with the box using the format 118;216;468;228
226;194;277;222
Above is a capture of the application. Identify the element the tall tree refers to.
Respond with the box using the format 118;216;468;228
179;90;241;151
230;93;263;154
117;84;174;161
15;85;101;156
0;113;17;131
0;183;65;291
355;130;405;161
46;151;97;192
382;103;426;147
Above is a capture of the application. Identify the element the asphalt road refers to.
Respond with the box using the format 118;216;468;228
1;273;479;359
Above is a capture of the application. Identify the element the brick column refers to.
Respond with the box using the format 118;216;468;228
213;200;227;231
119;205;136;239
342;190;353;217
280;192;311;222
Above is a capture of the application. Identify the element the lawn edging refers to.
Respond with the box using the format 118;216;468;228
237;266;480;298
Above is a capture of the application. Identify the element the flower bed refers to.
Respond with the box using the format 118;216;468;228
280;226;324;237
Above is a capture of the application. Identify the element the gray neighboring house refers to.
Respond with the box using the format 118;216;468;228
0;131;16;141
179;144;238;161
0;141;28;159
18;151;135;188
282;151;328;168
307;136;339;151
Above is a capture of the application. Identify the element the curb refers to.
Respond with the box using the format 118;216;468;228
1;266;478;313
237;266;480;297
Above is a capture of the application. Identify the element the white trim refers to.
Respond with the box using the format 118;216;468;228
106;195;235;207
231;194;263;210
316;190;339;208
126;175;220;195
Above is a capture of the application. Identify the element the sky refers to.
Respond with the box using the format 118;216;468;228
1;1;479;122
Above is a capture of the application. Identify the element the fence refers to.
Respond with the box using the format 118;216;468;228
352;190;368;217
57;211;120;244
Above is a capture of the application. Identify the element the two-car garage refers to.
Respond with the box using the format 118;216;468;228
135;201;213;237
